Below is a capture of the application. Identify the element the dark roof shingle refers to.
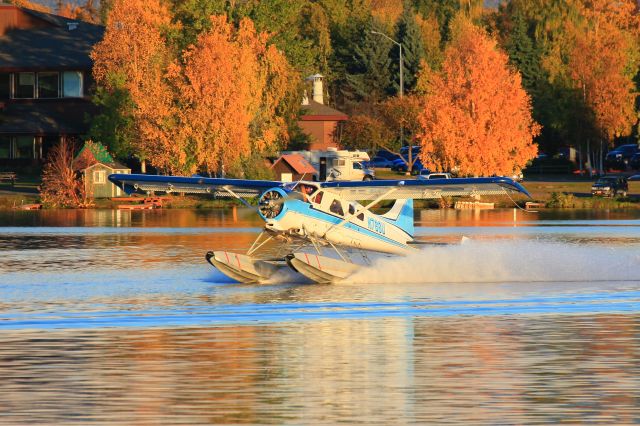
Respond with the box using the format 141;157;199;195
0;8;103;70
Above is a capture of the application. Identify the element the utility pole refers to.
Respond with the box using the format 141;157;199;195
371;30;409;173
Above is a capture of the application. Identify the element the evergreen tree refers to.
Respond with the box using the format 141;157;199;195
503;11;543;95
342;18;394;106
395;3;426;93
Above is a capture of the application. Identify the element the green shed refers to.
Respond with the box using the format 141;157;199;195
83;161;130;198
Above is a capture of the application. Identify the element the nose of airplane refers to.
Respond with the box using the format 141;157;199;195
265;218;282;231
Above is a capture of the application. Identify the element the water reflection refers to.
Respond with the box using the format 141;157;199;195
0;315;638;424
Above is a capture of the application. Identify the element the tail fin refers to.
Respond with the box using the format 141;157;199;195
381;199;414;236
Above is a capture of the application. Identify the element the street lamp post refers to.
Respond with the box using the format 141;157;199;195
371;30;408;172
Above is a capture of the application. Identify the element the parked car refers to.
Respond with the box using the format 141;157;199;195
391;158;425;173
369;156;395;168
417;171;450;180
604;144;639;170
630;152;640;170
591;175;628;197
374;149;401;162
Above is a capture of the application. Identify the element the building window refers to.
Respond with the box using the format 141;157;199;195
14;136;35;159
0;136;10;159
14;73;35;98
94;170;106;184
63;71;83;97
0;74;9;99
38;72;59;98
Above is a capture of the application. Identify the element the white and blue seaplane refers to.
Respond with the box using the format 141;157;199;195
108;173;530;284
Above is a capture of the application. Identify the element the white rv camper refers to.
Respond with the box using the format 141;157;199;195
283;148;374;181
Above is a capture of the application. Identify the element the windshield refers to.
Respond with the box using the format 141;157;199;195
595;178;616;185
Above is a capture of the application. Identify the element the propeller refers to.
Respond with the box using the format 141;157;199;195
258;189;285;218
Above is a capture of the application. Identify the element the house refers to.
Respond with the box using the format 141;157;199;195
0;4;104;167
74;141;130;198
271;153;317;182
298;74;348;151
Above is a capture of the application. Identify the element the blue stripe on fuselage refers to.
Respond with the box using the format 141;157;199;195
281;199;410;249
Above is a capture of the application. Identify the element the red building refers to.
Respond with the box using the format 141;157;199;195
0;5;103;167
298;74;348;151
270;153;316;182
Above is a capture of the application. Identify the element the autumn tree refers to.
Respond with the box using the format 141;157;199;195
415;12;443;71
91;0;182;173
56;0;99;23
567;0;639;170
342;114;394;152
8;0;50;12
417;17;539;176
170;16;297;176
39;139;92;208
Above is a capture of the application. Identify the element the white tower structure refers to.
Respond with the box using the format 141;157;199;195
306;73;324;105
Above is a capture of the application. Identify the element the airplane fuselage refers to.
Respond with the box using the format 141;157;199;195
263;191;413;255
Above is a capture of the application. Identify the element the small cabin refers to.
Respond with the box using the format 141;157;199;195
271;154;317;182
83;161;130;198
73;141;130;198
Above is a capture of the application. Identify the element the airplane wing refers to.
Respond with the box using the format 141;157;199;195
108;173;286;198
317;177;531;201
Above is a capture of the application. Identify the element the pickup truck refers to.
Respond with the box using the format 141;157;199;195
416;172;451;180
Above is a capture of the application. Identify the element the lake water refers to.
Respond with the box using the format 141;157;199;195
1;208;640;424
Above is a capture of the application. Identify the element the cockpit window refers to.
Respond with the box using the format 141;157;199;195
329;199;344;216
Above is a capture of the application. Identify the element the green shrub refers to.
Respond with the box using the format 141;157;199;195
546;192;576;208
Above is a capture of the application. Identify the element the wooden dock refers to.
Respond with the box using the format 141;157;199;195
454;201;495;210
116;195;169;210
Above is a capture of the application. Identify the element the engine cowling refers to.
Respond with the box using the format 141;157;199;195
258;188;287;219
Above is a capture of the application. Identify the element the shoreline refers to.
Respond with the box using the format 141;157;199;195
2;177;640;211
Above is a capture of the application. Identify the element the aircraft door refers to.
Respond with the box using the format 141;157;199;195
319;157;327;181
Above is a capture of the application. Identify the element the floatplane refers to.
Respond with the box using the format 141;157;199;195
108;174;530;283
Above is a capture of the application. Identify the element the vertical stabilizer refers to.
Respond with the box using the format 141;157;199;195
381;199;414;236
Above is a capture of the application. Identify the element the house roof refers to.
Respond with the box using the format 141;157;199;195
272;154;316;175
76;140;114;164
84;161;130;171
0;6;104;70
0;100;95;134
300;100;348;122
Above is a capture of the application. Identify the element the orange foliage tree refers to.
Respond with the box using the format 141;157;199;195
169;16;297;176
568;1;638;160
91;0;183;173
417;17;540;176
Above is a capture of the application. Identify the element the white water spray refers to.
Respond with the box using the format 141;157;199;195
347;240;640;284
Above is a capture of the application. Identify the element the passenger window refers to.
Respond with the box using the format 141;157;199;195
348;204;356;215
329;199;344;216
357;213;364;221
314;191;323;204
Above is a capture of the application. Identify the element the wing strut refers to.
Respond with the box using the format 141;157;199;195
222;185;253;209
322;187;399;238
